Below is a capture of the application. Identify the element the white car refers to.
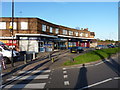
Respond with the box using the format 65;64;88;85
0;44;20;64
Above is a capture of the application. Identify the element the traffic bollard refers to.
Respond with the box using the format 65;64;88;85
33;52;35;60
52;57;54;63
1;59;6;70
24;54;27;64
49;53;51;60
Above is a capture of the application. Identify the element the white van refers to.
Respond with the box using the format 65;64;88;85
0;42;19;64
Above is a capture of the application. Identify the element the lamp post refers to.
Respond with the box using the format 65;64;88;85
9;0;14;67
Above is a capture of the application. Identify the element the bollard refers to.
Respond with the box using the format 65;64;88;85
33;52;35;60
1;59;6;70
24;54;27;64
52;57;54;63
49;53;51;60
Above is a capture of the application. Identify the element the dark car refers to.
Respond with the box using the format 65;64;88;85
70;47;84;53
107;44;115;48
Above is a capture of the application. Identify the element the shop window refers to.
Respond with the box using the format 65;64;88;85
55;28;59;34
63;30;67;35
10;22;17;30
21;22;28;30
50;27;53;33
0;22;6;29
42;24;46;31
69;31;73;35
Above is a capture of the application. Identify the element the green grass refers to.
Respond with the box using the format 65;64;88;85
64;47;120;66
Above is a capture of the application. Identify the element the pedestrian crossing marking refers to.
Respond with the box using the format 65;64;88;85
7;75;49;81
18;70;51;74
3;83;46;89
64;81;70;85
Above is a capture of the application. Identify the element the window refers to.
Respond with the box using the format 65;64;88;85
75;32;78;36
69;31;73;35
55;28;59;34
21;22;28;30
42;24;46;31
85;33;88;37
80;32;84;37
63;30;67;35
50;27;53;33
0;22;6;29
10;22;17;29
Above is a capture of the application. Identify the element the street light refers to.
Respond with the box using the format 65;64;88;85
9;0;14;67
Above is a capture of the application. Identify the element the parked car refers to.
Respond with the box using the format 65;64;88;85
107;44;115;48
0;41;20;64
70;47;84;53
95;45;104;50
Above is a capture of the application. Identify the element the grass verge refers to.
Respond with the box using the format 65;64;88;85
64;47;120;66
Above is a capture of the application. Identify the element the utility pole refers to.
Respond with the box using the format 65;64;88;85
9;0;14;67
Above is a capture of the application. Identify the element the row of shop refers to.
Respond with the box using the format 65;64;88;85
0;34;96;52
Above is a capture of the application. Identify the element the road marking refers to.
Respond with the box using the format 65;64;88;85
3;83;46;89
63;75;68;79
81;78;112;89
63;68;66;70
64;81;70;86
7;75;49;81
114;77;120;80
18;70;51;74
63;71;67;74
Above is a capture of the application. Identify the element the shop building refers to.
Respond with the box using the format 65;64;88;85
0;17;96;52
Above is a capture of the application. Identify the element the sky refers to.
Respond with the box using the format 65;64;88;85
1;1;119;41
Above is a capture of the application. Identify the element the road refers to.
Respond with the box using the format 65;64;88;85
1;51;120;89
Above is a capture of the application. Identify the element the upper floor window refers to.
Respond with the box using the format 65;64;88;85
69;31;73;35
75;32;78;36
63;30;67;35
80;32;84;37
85;33;88;37
55;28;59;34
50;27;53;33
42;24;46;31
0;22;6;29
10;22;17;30
21;22;28;30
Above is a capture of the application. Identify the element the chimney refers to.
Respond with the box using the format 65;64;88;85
84;28;88;31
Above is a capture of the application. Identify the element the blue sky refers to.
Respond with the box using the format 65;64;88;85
1;2;118;41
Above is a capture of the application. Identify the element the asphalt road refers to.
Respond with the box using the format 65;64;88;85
2;50;120;89
46;53;120;89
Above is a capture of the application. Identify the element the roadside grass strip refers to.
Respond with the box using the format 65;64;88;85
64;47;120;66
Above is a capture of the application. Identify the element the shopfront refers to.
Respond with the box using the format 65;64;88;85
79;39;91;48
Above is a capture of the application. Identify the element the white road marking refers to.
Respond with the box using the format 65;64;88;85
63;71;67;74
63;75;68;79
4;83;46;89
63;68;66;70
18;70;51;74
64;81;70;86
114;77;120;80
7;75;49;81
81;78;112;89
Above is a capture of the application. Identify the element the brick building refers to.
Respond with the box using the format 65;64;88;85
0;17;96;52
